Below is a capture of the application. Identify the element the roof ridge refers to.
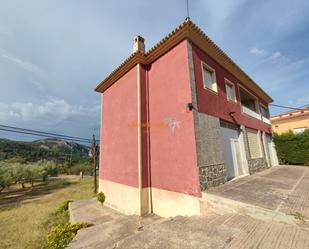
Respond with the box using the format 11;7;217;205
95;19;273;103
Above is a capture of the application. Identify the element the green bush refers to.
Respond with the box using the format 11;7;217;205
274;130;309;165
97;192;105;206
46;222;88;249
57;200;72;213
64;162;92;175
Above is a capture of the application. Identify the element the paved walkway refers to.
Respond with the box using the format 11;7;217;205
69;197;309;249
69;166;309;249
206;165;309;217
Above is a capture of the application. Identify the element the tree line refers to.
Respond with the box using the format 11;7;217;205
0;160;92;192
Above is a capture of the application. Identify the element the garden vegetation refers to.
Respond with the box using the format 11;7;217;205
274;130;309;166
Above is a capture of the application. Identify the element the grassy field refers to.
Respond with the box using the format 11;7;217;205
0;176;94;249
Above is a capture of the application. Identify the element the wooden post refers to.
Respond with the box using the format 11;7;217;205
92;134;98;193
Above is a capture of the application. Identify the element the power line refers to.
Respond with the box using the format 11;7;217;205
298;104;309;108
269;104;308;111
0;125;91;141
0;127;89;144
0;124;100;144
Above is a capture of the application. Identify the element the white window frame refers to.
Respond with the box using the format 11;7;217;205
201;62;217;93
224;78;237;103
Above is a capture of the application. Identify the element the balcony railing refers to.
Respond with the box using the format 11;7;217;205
242;105;272;125
262;116;271;125
242;105;261;120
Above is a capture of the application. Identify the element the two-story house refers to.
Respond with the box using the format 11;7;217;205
95;18;278;217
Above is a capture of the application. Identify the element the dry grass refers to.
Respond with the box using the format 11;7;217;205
0;176;94;249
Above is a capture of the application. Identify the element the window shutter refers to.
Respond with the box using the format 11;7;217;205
246;128;262;158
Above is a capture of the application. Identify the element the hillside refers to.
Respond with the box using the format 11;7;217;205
0;138;91;163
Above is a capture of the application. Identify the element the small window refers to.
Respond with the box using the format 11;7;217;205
202;63;217;93
225;79;236;102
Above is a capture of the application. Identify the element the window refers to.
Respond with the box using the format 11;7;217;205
225;79;237;102
246;128;262;159
260;105;270;119
202;63;217;92
239;86;259;113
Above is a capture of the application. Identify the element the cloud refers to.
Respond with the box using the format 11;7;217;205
288;96;309;108
261;51;287;64
0;99;100;123
249;47;265;55
1;52;47;80
269;51;282;60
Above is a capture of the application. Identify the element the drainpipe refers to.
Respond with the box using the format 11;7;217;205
146;65;153;214
137;63;142;215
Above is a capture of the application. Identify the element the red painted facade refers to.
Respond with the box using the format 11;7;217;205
147;40;201;197
192;44;271;134
100;66;138;188
99;39;272;198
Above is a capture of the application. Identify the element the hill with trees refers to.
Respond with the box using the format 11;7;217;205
0;138;90;164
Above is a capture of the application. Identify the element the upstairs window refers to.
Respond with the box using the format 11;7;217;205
239;86;259;113
202;63;217;93
260;105;270;119
225;79;237;102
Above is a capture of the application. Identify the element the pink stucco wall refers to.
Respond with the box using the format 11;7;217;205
192;44;272;134
99;66;138;188
147;40;201;197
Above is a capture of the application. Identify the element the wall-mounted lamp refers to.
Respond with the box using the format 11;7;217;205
229;111;236;117
187;103;194;111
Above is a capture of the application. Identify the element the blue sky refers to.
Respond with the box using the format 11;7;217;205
0;0;308;141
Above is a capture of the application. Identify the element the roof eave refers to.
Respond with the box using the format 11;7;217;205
95;52;146;93
95;19;273;103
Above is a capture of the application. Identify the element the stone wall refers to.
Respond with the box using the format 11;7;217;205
187;41;226;191
194;112;227;190
199;163;226;190
248;158;269;174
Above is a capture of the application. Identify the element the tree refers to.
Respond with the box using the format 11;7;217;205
0;166;13;192
11;163;27;188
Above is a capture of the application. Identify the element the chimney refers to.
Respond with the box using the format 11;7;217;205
133;35;145;54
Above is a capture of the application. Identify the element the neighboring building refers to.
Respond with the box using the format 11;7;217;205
95;19;278;217
271;108;309;134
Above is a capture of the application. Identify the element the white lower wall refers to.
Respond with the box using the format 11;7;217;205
99;179;202;217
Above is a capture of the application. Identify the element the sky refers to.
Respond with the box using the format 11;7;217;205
0;0;309;141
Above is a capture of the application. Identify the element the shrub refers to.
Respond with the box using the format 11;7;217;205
274;130;309;165
46;222;88;249
65;162;92;175
57;200;72;213
97;192;105;206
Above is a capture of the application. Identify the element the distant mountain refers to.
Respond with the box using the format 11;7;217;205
0;138;91;163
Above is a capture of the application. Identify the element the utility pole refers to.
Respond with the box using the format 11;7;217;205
69;139;73;165
92;134;98;193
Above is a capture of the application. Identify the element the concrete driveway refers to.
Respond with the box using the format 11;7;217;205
206;165;309;217
68;166;309;249
69;198;309;249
